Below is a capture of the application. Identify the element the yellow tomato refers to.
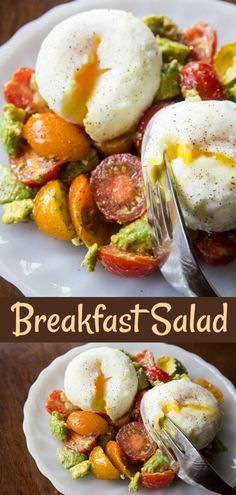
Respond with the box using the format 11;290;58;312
89;446;120;480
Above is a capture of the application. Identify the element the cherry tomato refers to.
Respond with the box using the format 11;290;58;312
116;421;156;463
140;470;175;489
180;61;227;100
4;68;36;110
69;174;111;247
185;22;217;63
23;112;90;162
193;230;236;265
45;390;71;416
89;446;120;480
91;154;146;224
131;391;147;422
9;147;64;187
67;411;109;436
135;350;155;368
64;431;97;455
135;350;170;383
97;245;159;277
135;103;171;154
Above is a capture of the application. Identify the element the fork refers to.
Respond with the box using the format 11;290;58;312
145;153;218;296
140;403;236;495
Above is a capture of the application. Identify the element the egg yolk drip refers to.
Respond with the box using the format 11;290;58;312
62;36;110;125
155;401;219;429
92;360;110;414
167;143;236;168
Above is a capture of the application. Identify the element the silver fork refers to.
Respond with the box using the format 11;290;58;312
140;404;236;495
145;153;218;296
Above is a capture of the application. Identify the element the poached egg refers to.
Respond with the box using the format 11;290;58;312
141;378;222;450
64;346;138;421
142;100;236;232
36;9;162;143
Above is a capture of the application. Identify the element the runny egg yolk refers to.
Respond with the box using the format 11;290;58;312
92;360;110;414
167;142;236;168
155;401;218;429
62;36;110;125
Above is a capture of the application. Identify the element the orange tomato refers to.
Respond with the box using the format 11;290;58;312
67;411;109;436
89;446;120;480
69;174;111;247
95;134;134;157
34;180;75;240
194;378;224;404
105;441;133;478
23;112;90;161
112;411;131;429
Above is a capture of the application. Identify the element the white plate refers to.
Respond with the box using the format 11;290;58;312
23;342;236;495
0;0;236;296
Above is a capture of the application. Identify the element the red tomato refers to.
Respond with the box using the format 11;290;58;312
64;431;97;455
91;154;146;224
135;103;172;154
97;245;159;277
3;67;43;112
135;350;155;368
45;390;71;416
194;230;236;266
116;422;156;463
140;470;175;489
180;61;227;100
131;391;147;422
135;350;170;383
9;147;64;187
185;22;217;63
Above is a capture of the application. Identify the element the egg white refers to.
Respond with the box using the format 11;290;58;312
64;347;138;421
36;9;162;143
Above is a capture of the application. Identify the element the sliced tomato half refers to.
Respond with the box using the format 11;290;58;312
185;22;217;63
116;422;156;463
140;470;175;489
180;61;227;100
193;230;236;266
91;154;146;224
3;67;40;111
97;245;159;277
64;431;97;455
135;350;170;383
45;390;71;416
9;147;64;187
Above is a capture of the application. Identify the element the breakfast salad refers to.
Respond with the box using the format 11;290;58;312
45;347;227;492
1;10;236;276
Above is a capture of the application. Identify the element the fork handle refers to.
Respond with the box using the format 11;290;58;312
197;464;236;495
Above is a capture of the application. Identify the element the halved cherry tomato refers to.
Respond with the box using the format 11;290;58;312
98;245;159;277
105;440;133;478
45;390;72;416
116;422;156;463
135;350;170;383
67;411;109;436
180;61;227;100
23;112;90;162
140;470;175;489
95;134;134;157
34;180;75;241
194;378;224;404
135;103;171;155
69;174;111;246
131;391;147;422
4;68;36;111
64;431;97;455
89;446;120;479
91;154;146;224
193;230;236;265
185;22;217;63
9;147;64;187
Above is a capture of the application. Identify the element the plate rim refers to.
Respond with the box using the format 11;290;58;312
23;342;236;495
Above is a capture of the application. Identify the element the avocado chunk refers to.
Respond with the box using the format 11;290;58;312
157;356;188;378
70;460;91;479
141;450;169;474
0;104;26;156
59;149;99;186
128;472;140;492
0;165;34;204
226;77;236;102
156;37;189;64
56;447;86;469
98;426;116;449
136;366;149;391
2;199;34;224
81;243;98;272
111;216;154;256
142;15;184;42
50;411;68;441
155;60;180;101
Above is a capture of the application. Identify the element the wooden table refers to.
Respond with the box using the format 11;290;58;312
1;342;236;495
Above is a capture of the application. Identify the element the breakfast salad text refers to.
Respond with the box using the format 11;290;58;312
1;10;236;276
45;347;227;492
